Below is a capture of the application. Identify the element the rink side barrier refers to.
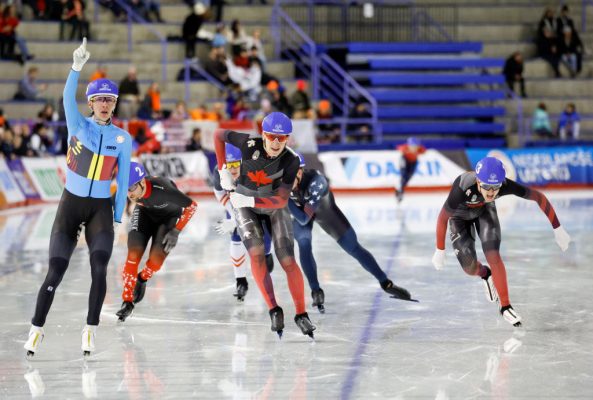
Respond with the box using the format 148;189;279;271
3;146;593;210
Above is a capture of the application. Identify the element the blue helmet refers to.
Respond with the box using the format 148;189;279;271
475;157;506;185
86;78;119;101
296;152;305;167
128;161;146;187
407;137;420;146
225;143;242;163
262;112;292;135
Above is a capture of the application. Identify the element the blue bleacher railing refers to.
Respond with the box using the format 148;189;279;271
93;0;168;83
583;0;593;32
181;59;226;104
271;6;380;142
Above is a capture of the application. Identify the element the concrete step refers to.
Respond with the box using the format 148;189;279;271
458;24;535;42
457;5;592;24
524;78;593;97
482;42;537;59
160;4;272;23
25;40;129;61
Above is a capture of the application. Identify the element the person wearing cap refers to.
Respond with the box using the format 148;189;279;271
432;157;571;327
289;154;415;314
115;162;198;322
395;137;426;202
214;111;316;338
24;38;133;358
212;143;275;302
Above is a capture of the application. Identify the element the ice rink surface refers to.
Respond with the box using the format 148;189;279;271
1;190;592;399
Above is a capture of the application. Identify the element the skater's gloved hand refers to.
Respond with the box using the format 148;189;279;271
219;168;236;191
72;37;90;72
214;218;236;235
162;228;180;253
553;225;571;252
230;192;254;208
432;248;446;270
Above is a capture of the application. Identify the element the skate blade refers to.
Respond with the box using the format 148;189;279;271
233;294;245;302
317;305;325;314
513;321;523;328
276;330;283;339
26;351;35;360
83;351;91;358
390;295;419;302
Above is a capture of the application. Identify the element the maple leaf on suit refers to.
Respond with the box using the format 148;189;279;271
247;170;272;186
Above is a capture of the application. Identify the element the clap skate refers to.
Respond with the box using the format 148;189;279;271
500;305;522;327
133;273;146;304
24;326;44;359
233;278;248;302
269;306;284;339
116;301;135;322
311;288;325;313
294;312;316;339
81;325;96;357
381;279;418;302
482;266;498;303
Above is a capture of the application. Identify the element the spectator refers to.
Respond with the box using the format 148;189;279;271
253;97;273;133
182;2;206;59
210;0;224;23
503;51;526;98
30;123;54;156
13;67;48;101
38;103;59;123
531;102;553;138
0;108;10;130
245;28;266;66
290;80;313;119
558;27;583;78
1;129;15;159
316;99;340;143
230;96;249;120
145;0;164;23
211;22;227;48
61;0;90;41
137;82;162;120
204;46;231;86
348;101;373;142
169;101;189;121
89;63;108;82
227;19;247;56
557;103;580;141
133;126;161;155
117;66;141;119
556;5;577;38
0;4;34;63
186;128;202;151
537;8;560;77
269;81;292;116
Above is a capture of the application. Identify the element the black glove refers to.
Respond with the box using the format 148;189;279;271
162;228;180;253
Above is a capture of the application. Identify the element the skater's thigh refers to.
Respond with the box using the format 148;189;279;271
84;198;114;257
234;208;265;250
147;224;169;264
269;207;295;259
476;205;501;252
49;192;84;260
449;218;478;268
292;219;313;244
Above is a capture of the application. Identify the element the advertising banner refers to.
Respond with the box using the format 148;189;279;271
7;159;40;200
20;158;64;201
318;150;465;189
0;158;25;207
465;147;593;186
140;150;211;194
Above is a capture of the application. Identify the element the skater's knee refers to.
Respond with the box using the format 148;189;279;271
296;239;311;252
461;260;480;276
46;257;69;285
90;251;110;270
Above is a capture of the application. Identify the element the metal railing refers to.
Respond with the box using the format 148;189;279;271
275;0;456;43
583;0;593;32
93;0;168;82
181;59;226;104
271;7;380;141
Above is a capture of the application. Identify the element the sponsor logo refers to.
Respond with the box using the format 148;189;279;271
106;145;117;150
116;135;125;144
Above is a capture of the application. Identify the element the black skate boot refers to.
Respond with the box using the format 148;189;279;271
116;301;134;322
311;288;325;313
381;279;418;302
269;306;284;339
133;273;147;304
233;277;248;302
265;253;274;273
294;312;316;338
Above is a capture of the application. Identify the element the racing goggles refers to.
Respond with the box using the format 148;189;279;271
128;182;140;192
226;161;241;169
480;183;502;191
91;96;117;104
262;132;289;143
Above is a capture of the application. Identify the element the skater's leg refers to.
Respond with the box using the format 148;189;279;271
336;227;388;283
231;231;247;279
140;224;169;281
271;208;306;314
449;218;489;278
477;207;510;307
84;199;114;326
293;219;320;291
122;228;150;302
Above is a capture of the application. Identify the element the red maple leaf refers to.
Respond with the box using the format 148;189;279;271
247;170;273;186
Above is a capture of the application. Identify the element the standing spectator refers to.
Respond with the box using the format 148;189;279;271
537;8;560;77
61;0;90;41
13;67;48;101
89;63;107;82
186;128;202;151
117;66;141;119
290;80;313;119
558;27;583;78
557;103;580;141
227;19;247;57
0;4;34;63
137;82;162;120
182;2;206;60
503;51;526;98
531;102;553;138
245;28;266;66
